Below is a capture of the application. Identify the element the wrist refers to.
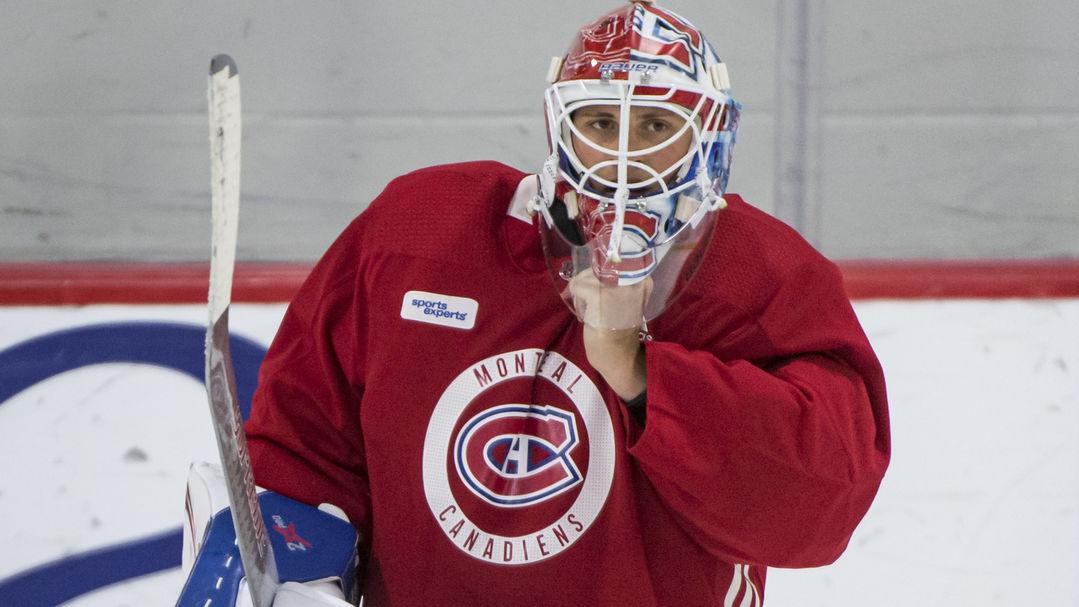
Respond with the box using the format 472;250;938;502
601;344;646;400
581;324;647;400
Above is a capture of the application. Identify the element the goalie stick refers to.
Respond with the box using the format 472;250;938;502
206;54;281;607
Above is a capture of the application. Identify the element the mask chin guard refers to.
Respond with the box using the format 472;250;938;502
606;188;630;264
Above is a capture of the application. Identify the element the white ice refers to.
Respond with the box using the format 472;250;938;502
0;300;1075;606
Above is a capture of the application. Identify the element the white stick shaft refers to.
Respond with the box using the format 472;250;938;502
208;59;241;323
206;55;280;607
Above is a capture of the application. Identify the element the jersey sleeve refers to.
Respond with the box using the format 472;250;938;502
244;217;372;538
627;257;890;568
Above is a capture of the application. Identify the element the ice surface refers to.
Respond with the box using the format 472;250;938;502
0;300;1075;605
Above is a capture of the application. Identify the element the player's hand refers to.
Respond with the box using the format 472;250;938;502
568;272;649;400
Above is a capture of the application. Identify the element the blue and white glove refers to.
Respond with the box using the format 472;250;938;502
176;462;360;607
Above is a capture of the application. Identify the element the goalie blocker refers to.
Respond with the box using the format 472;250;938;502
177;462;361;607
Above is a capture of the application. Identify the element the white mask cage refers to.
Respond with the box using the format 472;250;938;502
534;76;739;329
540;78;737;261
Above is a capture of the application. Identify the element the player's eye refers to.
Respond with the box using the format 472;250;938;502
586;118;618;135
642;119;673;137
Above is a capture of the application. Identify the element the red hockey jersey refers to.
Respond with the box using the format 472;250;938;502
245;161;890;606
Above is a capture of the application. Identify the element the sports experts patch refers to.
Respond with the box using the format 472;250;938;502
401;290;478;330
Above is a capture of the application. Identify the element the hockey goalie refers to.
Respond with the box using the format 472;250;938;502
178;1;889;604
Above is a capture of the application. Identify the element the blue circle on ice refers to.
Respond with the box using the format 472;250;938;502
0;321;268;606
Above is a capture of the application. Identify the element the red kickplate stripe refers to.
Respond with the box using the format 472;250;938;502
0;262;313;305
0;261;1077;305
839;260;1079;299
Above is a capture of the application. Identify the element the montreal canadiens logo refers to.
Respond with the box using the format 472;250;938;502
455;405;582;507
422;348;615;566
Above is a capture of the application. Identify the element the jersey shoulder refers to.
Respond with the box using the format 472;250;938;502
353;161;529;259
689;194;843;312
287;161;528;319
718;194;828;271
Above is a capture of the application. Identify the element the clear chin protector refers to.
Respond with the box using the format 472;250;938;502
535;78;739;330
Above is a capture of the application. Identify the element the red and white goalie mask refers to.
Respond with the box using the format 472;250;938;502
536;1;741;330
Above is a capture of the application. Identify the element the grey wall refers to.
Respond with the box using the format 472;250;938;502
815;2;1079;258
1;1;1075;262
